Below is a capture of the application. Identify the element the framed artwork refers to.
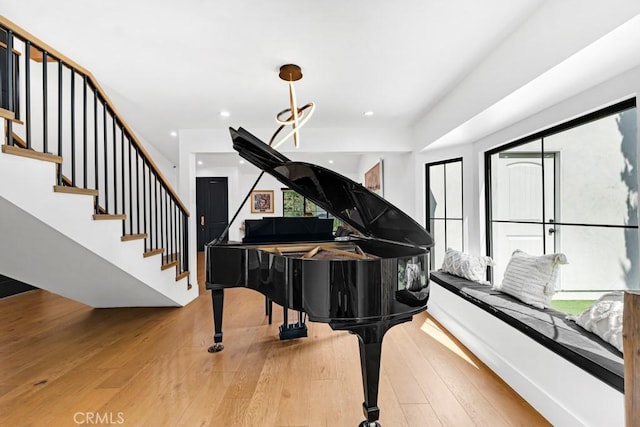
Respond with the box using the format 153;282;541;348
364;159;384;196
251;190;274;213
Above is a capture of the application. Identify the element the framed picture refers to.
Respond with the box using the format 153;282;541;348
364;159;384;196
251;190;274;213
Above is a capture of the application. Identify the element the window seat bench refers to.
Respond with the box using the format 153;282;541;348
427;271;624;427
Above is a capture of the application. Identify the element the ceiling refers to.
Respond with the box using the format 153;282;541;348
3;1;640;166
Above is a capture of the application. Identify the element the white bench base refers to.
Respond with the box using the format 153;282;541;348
428;282;624;427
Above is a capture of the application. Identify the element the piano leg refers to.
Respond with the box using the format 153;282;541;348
265;297;273;325
336;318;411;427
208;288;225;353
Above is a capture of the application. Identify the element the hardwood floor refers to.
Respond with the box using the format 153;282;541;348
0;253;550;426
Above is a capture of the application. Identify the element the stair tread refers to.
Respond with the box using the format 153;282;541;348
176;271;190;282
93;214;126;220
143;248;165;258
161;260;179;270
3;145;62;164
54;185;98;196
0;107;15;121
121;233;147;242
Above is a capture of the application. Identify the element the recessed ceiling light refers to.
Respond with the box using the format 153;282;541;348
220;111;231;118
197;160;203;165
239;160;245;164
170;131;177;137
363;111;374;116
328;160;334;164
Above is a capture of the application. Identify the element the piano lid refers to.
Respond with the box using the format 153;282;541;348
230;127;434;248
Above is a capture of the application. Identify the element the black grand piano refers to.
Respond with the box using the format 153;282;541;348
206;127;433;427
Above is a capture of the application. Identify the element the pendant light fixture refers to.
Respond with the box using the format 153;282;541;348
269;64;315;149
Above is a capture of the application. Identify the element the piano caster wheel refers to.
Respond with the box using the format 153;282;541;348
359;421;381;427
207;343;224;353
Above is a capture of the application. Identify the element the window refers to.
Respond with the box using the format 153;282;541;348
426;158;463;269
281;188;343;230
486;99;638;307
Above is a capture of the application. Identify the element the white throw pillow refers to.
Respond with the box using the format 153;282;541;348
493;249;568;309
567;293;624;353
440;248;494;284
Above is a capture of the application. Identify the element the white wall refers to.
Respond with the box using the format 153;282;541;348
413;143;479;252
358;153;415;218
415;64;640;288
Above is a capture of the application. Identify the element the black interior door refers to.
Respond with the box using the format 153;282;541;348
196;177;229;250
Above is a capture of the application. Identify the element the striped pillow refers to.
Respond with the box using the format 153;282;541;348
494;250;568;309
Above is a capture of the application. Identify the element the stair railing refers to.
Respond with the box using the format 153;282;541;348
0;16;190;283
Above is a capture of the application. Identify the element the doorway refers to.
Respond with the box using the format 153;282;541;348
196;177;229;251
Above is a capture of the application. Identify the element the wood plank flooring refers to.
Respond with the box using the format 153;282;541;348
0;253;550;426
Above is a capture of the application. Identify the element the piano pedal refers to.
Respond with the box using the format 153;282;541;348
278;322;308;340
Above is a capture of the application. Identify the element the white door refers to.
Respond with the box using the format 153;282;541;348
493;153;558;286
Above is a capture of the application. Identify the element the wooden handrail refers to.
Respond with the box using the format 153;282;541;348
0;14;189;215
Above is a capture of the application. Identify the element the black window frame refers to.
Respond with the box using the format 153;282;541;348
484;97;638;284
425;157;464;268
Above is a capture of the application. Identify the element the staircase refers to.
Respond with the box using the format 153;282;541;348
0;16;195;307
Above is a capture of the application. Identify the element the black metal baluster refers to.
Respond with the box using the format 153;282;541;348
183;213;189;275
57;59;63;185
166;192;171;262
70;71;76;186
142;160;147;251
103;102;108;213
13;40;19;122
170;195;174;263
155;174;159;251
170;198;174;262
121;127;125;236
113;116;118;215
148;165;153;251
135;146;140;235
174;200;178;264
25;40;31;149
166;195;171;262
82;75;87;188
175;201;178;264
42;51;48;153
159;186;162;256
93;89;99;213
128;137;133;235
6;30;13;146
169;193;173;262
179;209;184;273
